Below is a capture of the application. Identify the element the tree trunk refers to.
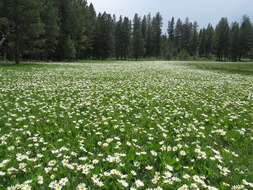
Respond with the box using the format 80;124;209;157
15;31;20;64
15;52;20;64
14;0;20;65
0;36;6;47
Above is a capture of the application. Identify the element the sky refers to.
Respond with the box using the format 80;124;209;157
89;0;253;31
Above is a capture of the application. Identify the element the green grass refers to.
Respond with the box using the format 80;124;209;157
182;61;253;76
0;61;252;190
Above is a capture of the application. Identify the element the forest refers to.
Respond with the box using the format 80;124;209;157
0;0;253;64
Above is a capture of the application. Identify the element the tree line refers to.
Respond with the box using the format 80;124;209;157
0;0;253;64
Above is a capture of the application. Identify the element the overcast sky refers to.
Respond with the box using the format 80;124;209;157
89;0;253;31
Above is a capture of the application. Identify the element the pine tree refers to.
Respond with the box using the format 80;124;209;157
215;17;230;61
199;29;206;57
141;16;147;57
0;0;10;60
7;0;44;64
151;13;162;57
41;0;59;60
111;14;117;58
57;0;76;60
86;3;96;58
239;15;253;59
121;17;131;59
181;18;192;56
199;25;214;58
230;22;240;61
160;34;170;59
174;18;183;54
168;17;175;42
132;14;144;60
189;22;198;57
93;12;114;59
167;17;175;57
205;24;215;57
0;0;9;47
70;0;90;59
145;14;153;57
115;16;123;59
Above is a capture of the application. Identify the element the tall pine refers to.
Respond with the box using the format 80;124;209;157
215;18;230;61
132;14;144;60
7;0;44;64
239;16;253;59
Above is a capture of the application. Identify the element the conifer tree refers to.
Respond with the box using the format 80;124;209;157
181;18;192;55
141;16;147;57
57;0;76;60
168;17;175;42
230;22;241;61
189;22;199;56
115;16;123;59
93;12;114;59
7;0;44;64
86;3;96;58
174;18;183;54
145;14;153;57
205;24;215;57
41;0;59;60
239;15;253;59
151;13;162;57
215;17;230;61
122;17;131;59
132;14;144;60
199;29;206;57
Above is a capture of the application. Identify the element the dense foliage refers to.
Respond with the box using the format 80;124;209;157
0;0;253;63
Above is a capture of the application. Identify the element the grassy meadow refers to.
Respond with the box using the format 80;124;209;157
0;61;252;190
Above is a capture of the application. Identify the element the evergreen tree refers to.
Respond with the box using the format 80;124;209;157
151;13;163;57
145;14;153;57
0;0;8;47
168;17;175;41
93;12;114;59
132;14;144;60
141;16;147;57
41;0;59;60
57;0;76;60
199;29;206;57
70;0;90;59
189;22;198;56
7;0;44;64
111;14;117;58
167;17;175;57
230;22;240;61
86;3;96;58
160;34;170;59
205;24;215;57
239;15;253;59
181;18;192;55
215;17;230;61
121;17;131;59
115;16;123;59
174;18;183;54
0;0;11;60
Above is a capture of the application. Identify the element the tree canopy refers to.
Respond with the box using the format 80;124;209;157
0;0;253;63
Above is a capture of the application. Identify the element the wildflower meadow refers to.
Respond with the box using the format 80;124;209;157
0;61;252;190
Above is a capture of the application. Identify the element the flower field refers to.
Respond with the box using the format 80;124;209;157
0;61;252;190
